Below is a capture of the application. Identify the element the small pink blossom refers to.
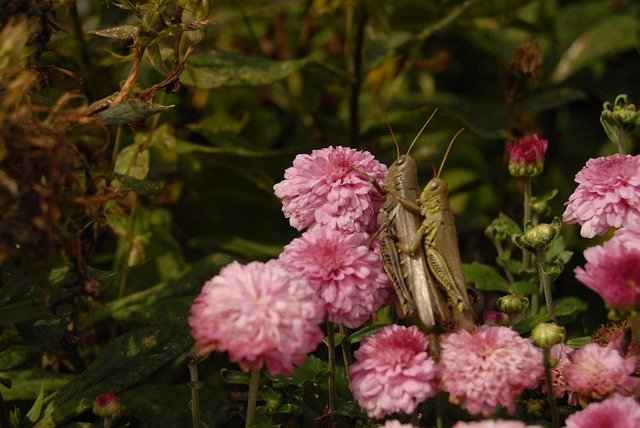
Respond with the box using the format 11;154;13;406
563;154;640;238
453;421;543;428
482;309;509;326
563;342;639;401
382;421;418;428
613;221;640;251
507;134;548;177
564;395;640;428
273;146;387;233
348;325;439;419
548;343;578;405
574;238;640;310
439;325;544;417
188;260;324;376
280;228;391;328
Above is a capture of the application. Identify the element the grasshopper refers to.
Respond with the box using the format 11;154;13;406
392;129;476;331
361;110;453;330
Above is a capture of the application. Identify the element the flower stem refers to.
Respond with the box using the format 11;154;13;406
339;324;352;380
188;352;202;428
522;176;537;316
616;127;626;155
326;322;338;427
428;333;443;428
543;348;560;428
246;367;261;428
536;248;556;323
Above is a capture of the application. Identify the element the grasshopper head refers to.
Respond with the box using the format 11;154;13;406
421;177;448;199
392;154;417;169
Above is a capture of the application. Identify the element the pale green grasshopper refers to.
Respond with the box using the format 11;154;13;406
391;129;476;331
360;111;454;330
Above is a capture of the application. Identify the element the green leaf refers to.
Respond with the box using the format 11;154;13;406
555;296;588;325
88;25;139;39
114;145;150;180
95;100;174;125
0;371;73;401
539;261;564;282
566;336;591;348
509;280;538;295
181;50;313;88
0;346;38;370
220;369;251;386
463;262;511;292
552;15;640;83
292;355;327;385
515;313;549;334
496;250;522;274
25;383;45;424
347;323;386;344
113;175;165;196
35;325;192;427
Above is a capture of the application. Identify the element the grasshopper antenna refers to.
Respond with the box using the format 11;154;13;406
406;108;438;155
437;127;464;178
379;106;400;159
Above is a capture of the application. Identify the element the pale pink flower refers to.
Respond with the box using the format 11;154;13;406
563;154;640;238
348;324;439;419
188;260;324;376
273;146;387;233
548;343;578;405
564;395;640;428
280;228;391;328
507;134;548;177
563;342;639;401
453;421;542;428
439;325;544;416
382;421;418;428
613;221;640;251
574;238;640;310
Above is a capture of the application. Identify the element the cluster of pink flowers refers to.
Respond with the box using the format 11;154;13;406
280;228;391;327
348;325;439;418
564;395;640;428
563;154;640;238
188;260;324;376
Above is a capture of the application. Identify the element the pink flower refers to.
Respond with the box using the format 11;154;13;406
564;395;640;428
348;325;439;419
574;238;640;310
280;228;391;328
507;134;548;177
439;326;544;416
548;343;578;405
453;421;542;428
382;421;418;428
613;221;640;251
563;342;639;401
482;309;509;326
562;154;640;238
188;260;324;376
273;146;387;233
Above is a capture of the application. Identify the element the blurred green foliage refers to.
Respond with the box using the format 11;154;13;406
1;0;639;425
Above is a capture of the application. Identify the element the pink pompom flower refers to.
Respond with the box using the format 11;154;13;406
280;228;391;328
507;134;548;177
548;343;578;405
348;324;439;419
574;238;640;310
562;154;640;238
188;260;325;376
439;325;544;417
563;342;639;402
453;421;543;428
382;421;418;428
613;221;640;251
564;395;640;428
273;146;387;234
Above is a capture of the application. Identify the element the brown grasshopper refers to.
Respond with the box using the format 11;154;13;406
361;111;453;330
391;129;476;331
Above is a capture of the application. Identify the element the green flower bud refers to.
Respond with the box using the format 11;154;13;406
93;392;124;422
600;94;640;149
531;322;566;348
513;217;562;252
497;294;529;314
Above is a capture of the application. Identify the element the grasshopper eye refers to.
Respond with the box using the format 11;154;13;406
429;181;439;191
396;157;405;165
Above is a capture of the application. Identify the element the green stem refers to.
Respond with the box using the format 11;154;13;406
188;352;202;428
326;322;338;427
536;248;555;323
522;177;538;316
428;333;443;428
616;126;626;155
117;193;138;298
338;324;352;379
246;367;261;428
544;348;560;428
111;125;124;170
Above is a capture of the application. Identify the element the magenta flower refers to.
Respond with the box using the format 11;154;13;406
563;342;639;402
482;309;509;326
563;154;640;238
280;228;391;328
574;238;640;310
348;324;439;419
564;395;640;428
273;146;387;234
382;421;419;428
439;325;544;417
507;134;548;177
453;421;542;428
548;343;578;405
188;260;325;376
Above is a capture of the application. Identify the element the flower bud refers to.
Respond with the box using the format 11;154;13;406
513;217;561;252
93;392;124;422
524;398;545;419
531;322;566;348
600;94;640;148
507;134;548;177
496;294;529;314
